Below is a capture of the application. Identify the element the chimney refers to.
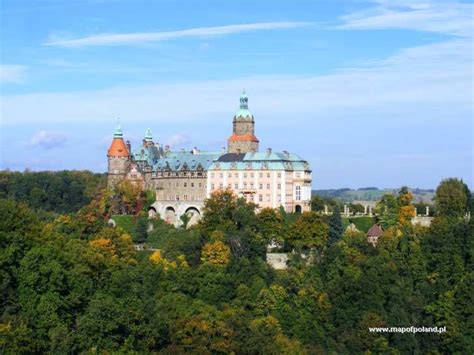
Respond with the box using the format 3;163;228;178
222;146;227;154
126;140;131;153
283;150;289;156
266;148;272;155
192;147;199;155
165;145;170;153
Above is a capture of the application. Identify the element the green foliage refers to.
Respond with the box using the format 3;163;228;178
0;170;105;213
435;178;470;217
1;176;473;354
328;206;343;246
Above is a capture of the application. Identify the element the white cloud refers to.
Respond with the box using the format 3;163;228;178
337;0;473;37
0;65;27;84
166;133;191;148
2;35;471;127
30;131;68;149
44;22;312;47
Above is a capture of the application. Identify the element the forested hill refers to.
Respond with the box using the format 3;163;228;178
0;177;472;353
313;187;435;203
0;170;106;214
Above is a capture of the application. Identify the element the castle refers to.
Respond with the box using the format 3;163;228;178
107;92;312;226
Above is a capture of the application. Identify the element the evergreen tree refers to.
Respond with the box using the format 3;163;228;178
328;206;343;246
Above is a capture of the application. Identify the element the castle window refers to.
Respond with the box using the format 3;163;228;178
184;195;187;200
244;173;247;178
219;183;223;189
228;184;231;189
278;173;281;178
267;173;270;178
228;173;232;178
278;194;281;202
176;195;180;201
259;183;263;189
278;183;281;189
259;173;263;178
259;195;263;202
234;183;238;189
220;173;224;178
199;182;202;187
267;194;271;202
295;186;301;201
250;182;254;188
211;183;215;190
184;182;187;187
234;173;238;178
251;173;254;178
191;182;194;188
244;182;247;188
267;184;270;189
211;173;215;178
191;195;194;201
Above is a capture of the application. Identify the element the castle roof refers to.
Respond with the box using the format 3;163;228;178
107;122;129;157
367;224;384;237
153;151;222;172
209;151;310;171
228;133;259;142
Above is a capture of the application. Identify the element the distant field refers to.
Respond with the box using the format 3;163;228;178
313;187;434;203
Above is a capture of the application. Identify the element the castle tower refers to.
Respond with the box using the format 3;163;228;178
228;91;259;154
143;128;154;147
107;122;130;188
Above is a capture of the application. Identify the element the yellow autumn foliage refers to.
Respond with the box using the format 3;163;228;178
201;240;231;265
149;250;177;270
89;238;112;249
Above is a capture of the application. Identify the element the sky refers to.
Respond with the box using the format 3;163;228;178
0;0;472;189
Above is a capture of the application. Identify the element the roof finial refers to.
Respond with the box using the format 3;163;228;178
239;90;248;109
114;117;123;138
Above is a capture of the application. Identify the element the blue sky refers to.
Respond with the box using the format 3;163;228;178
0;0;472;189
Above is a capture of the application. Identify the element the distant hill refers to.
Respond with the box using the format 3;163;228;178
312;187;435;204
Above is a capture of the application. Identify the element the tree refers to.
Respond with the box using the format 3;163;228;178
328;206;343;246
201;241;231;266
435;178;469;218
397;186;416;226
256;208;284;246
134;216;148;243
288;212;328;250
377;194;399;230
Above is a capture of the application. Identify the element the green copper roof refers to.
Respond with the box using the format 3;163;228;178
235;90;253;119
144;128;153;141
113;122;123;138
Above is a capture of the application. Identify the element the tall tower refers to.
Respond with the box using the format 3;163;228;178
228;91;259;154
107;122;130;188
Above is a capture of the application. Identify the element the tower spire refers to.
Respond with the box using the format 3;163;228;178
113;118;123;138
239;89;248;109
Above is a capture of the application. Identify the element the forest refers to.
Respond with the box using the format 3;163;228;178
0;172;472;354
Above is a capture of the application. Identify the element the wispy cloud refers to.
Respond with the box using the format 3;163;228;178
44;22;312;47
0;65;27;84
3;34;471;127
336;0;472;37
30;131;68;149
166;133;191;148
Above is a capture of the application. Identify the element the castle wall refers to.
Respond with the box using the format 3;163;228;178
228;140;259;154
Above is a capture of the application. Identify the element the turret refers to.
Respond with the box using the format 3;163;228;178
228;91;259;154
107;121;130;188
143;128;154;147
